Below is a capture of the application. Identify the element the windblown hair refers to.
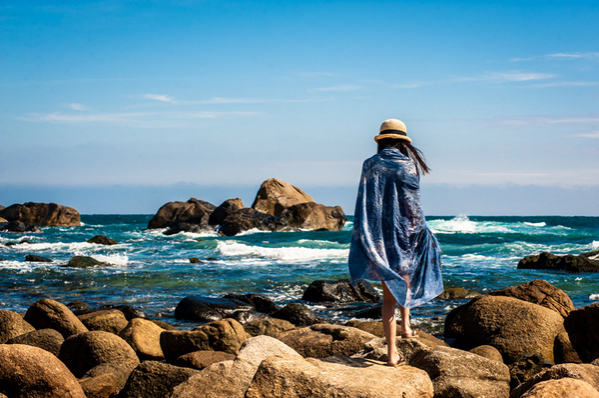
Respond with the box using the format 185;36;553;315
377;138;431;176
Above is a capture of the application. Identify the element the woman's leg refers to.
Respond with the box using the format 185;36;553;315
381;281;400;364
399;304;412;336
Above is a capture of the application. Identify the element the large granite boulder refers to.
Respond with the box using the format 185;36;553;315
0;310;35;343
469;345;504;363
564;303;599;362
209;198;245;226
0;344;86;398
519;378;599;398
271;302;319;326
277;323;377;358
509;353;554;390
302;279;380;303
174;350;235;370
510;363;599;398
487;279;575;318
252;178;314;216
518;251;599;273
174;295;252;322
6;328;64;357
244;318;296;338
219;208;293;236
223;293;279;314
281;202;346;231
0;220;43;233
79;372;120;398
246;354;434;398
119;318;165;360
445;295;565;363
0;202;80;227
147;197;216;234
77;309;129;334
554;330;582;364
24;298;89;338
410;345;511;398
117;361;199;398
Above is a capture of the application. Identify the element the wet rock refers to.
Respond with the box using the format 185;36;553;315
352;303;383;319
232;310;270;324
64;255;110;268
219;208;293;236
117;361;199;398
25;254;52;262
175;295;252;322
277;323;377;358
519;378;599;398
281;202;346;231
24;298;89;338
66;300;89;310
518;251;599;273
77;309;129;334
0;309;35;343
99;304;149;320
147;197;215;233
0;220;43;233
271;302;319;326
174;350;235;370
243;318;296;338
252;178;315;217
0;202;80;227
469;344;504;363
87;234;118;245
119;318;165;360
437;287;480;299
209;198;244;226
223;293;279;314
6;328;64;356
510;363;599;398
0;344;85;398
302;279;380;303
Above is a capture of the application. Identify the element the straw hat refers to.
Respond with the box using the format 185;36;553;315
374;119;412;144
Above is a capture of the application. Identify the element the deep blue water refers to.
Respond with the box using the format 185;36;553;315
1;215;597;332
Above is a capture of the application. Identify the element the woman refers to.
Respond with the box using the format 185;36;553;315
348;118;443;366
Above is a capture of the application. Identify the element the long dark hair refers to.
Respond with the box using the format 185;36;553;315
377;138;431;176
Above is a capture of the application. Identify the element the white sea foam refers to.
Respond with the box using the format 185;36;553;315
7;241;96;253
429;215;512;234
590;294;599;301
524;222;546;227
216;241;348;261
461;254;490;261
592;241;599;250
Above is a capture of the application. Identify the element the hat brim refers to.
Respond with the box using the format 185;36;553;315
374;133;412;144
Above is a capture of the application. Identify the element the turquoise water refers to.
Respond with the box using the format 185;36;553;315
1;215;598;331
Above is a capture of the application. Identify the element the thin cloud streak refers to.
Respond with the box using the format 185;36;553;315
511;52;599;62
571;131;599;138
501;116;599;126
144;94;177;103
66;103;88;111
456;71;556;83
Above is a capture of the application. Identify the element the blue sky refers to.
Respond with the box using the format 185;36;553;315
1;0;598;215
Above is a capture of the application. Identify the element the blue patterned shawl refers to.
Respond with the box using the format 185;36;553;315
348;147;443;309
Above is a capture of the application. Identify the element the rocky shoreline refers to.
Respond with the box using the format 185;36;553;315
2;278;599;397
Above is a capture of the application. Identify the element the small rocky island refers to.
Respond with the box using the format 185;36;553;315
0;202;81;232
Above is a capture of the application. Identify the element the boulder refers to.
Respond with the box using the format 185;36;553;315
83;362;133;392
79;372;119;398
160;318;249;361
509;353;554;389
67;300;90;310
77;309;129;334
437;287;480;300
219;208;293;236
119;318;165;360
87;234;118;245
0;220;43;233
24;298;89;338
469;345;504;363
445;295;565;363
64;255;110;268
25;254;52;262
223;293;279;314
244;318;296;338
117;361;199;398
271;302;319;326
487;279;575;318
351;336;432;364
58;330;140;378
0;202;80;227
564;303;599;362
251;178;314;216
209;198;245;226
410;345;511;398
281;202;346;231
519;377;599;398
174;295;252;322
0;309;35;343
302;279;380;303
147;198;215;233
245;354;434;398
518;251;599;273
510;363;599;398
100;304;149;320
6;328;64;356
0;344;86;398
174;350;235;370
344;320;448;348
171;335;302;398
277;323;377;358
554;331;582;363
232;310;270;324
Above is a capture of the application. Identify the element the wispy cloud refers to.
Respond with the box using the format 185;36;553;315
501;116;599;126
143;93;177;103
456;71;556;83
308;85;362;92
511;52;599;62
66;103;88;111
530;81;599;88
570;130;599;138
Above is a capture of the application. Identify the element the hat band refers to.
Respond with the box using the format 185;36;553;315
379;129;407;136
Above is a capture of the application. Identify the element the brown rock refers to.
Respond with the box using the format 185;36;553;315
78;309;129;334
470;344;505;363
6;328;64;356
0;202;80;227
520;378;599;398
209;198;244;226
411;345;511;398
175;350;235;370
244;318;296;338
147;197;215;231
245;354;434;398
24;298;89;338
445;295;565;363
509;353;554;390
59;330;140;378
437;287;480;300
487;279;575;318
0;344;85;398
87;235;118;245
252;178;314;216
277;323;377;358
302;279;379;303
554;331;582;364
271;302;319;326
151;319;179;330
79;373;119;398
219;208;293;236
119;318;165;360
351;336;430;364
511;363;599;398
117;361;199;398
345;320;448;348
281;202;346;231
518;251;599;273
83;362;133;392
564;303;599;362
0;309;35;343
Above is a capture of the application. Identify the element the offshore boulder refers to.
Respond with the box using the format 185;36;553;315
0;202;80;227
252;178;314;216
147;198;216;234
517;250;599;273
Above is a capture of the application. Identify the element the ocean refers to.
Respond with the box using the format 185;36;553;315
1;215;598;333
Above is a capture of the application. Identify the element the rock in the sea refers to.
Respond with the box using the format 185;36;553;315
175;295;252;322
147;197;215;234
445;295;565;363
119;318;165;360
281;202;346;231
302;278;380;303
160;318;249;361
223;293;279;314
87;234;118;245
219;208;293;236
59;330;140;378
519;377;599;398
77;309;129;334
251;178;315;216
277;323;377;358
232;310;270;324
0;309;36;343
0;202;80;227
24;298;89;338
243;318;296;338
174;350;235;370
509;353;554;389
25;254;52;262
246;354;434;398
437;287;480;300
564;302;599;362
271;302;319;326
64;255;110;268
410;345;511;398
510;363;599;398
209;198;245;226
0;344;86;398
117;361;199;398
6;328;64;357
518;251;599;273
0;220;43;233
487;279;575;318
